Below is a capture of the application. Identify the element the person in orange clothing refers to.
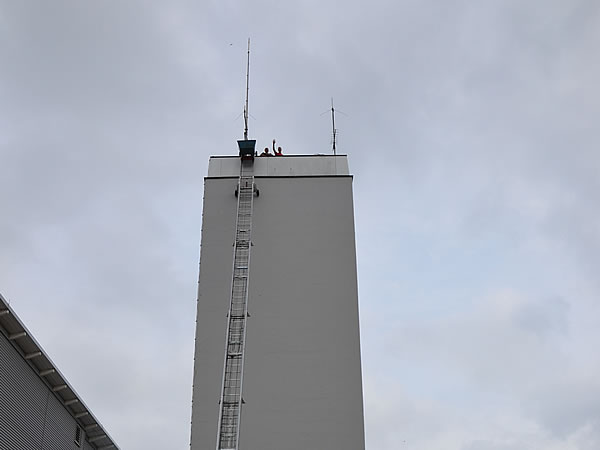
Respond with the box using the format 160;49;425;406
272;139;283;156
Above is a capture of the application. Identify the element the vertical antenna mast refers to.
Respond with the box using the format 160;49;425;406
331;98;337;155
243;38;250;140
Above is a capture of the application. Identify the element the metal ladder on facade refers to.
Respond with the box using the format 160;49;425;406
216;158;256;450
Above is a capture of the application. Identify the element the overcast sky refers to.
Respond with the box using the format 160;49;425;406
1;1;599;449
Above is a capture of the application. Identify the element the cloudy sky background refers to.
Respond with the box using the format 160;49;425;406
1;1;599;449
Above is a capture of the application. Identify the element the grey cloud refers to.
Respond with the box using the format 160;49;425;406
512;296;569;336
462;441;525;450
526;379;600;438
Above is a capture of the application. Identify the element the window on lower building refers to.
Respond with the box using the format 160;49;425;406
75;425;82;447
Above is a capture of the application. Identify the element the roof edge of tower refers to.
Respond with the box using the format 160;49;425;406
207;154;350;177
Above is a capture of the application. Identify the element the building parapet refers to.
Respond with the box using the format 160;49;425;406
207;155;350;178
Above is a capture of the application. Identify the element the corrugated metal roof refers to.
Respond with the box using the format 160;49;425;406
0;293;119;450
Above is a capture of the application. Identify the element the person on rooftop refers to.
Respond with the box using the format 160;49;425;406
260;147;271;157
272;139;283;156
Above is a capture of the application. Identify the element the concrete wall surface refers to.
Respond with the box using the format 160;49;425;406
191;156;365;450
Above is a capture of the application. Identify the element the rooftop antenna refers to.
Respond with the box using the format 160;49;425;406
243;38;250;140
330;97;337;155
237;38;256;159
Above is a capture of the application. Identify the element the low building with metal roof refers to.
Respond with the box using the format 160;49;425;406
0;292;119;450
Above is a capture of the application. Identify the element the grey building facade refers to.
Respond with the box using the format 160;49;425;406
191;154;365;449
0;293;118;450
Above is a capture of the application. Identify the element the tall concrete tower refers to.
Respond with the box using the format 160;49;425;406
191;143;365;450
